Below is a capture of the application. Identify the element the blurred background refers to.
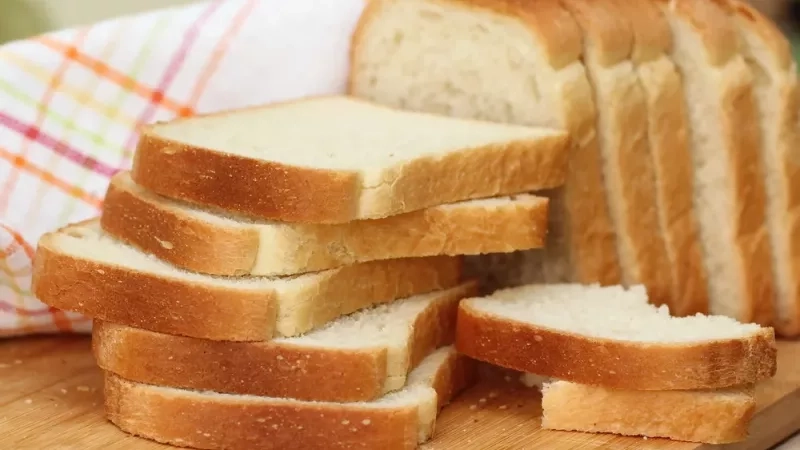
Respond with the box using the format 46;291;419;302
0;0;799;59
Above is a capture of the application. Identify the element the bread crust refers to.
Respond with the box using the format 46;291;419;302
542;382;756;444
31;224;463;341
130;97;568;224
101;172;550;276
560;0;673;306
349;0;622;286
610;0;709;315
455;301;777;390
732;1;800;336
658;0;775;325
104;350;476;450
93;280;467;402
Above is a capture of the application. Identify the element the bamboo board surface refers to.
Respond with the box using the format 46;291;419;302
1;336;798;449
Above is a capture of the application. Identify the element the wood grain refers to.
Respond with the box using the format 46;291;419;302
0;336;798;449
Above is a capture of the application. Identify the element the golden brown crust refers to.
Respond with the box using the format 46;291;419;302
542;382;756;444
31;225;464;341
130;97;568;224
93;321;388;403
611;0;672;63
31;231;277;342
654;0;739;66
611;0;709;315
561;0;673;305
732;0;792;71
732;1;800;335
104;351;476;450
100;173;261;277
722;52;775;326
93;277;466;403
558;0;633;66
102;172;550;277
455;302;777;390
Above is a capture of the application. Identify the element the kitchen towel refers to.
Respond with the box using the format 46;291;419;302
0;0;366;336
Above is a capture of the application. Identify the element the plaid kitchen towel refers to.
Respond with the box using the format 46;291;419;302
0;0;366;337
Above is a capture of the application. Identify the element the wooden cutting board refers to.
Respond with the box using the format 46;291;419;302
1;336;799;450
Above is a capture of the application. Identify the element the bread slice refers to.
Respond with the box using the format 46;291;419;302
101;171;549;277
350;0;621;287
130;95;568;224
93;281;475;402
558;0;673;307
455;283;777;390
104;346;475;450
608;0;709;315
31;220;461;341
541;380;755;444
654;0;773;324
731;1;800;336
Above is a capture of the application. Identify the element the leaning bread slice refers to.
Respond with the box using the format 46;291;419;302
654;0;773;324
456;283;777;390
730;1;800;336
350;0;621;287
608;0;709;316
559;0;672;308
105;346;475;450
93;281;474;402
101;171;549;276
130;96;568;224
541;380;755;444
31;220;461;341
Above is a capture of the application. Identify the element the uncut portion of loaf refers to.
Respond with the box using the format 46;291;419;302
105;346;475;450
456;283;777;390
101;171;550;276
608;0;709;315
31;220;461;341
541;381;756;444
655;0;773;324
94;281;475;402
350;0;621;288
559;0;672;307
131;96;568;224
731;1;800;336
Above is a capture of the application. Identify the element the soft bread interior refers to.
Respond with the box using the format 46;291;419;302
148;96;561;170
463;284;763;342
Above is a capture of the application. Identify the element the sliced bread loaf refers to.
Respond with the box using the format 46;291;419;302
93;281;474;402
130;96;568;224
31;220;461;341
654;0;774;324
456;283;777;390
559;0;672;306
101;172;549;276
731;1;800;336
350;0;621;286
608;0;709;315
541;381;755;444
104;346;475;450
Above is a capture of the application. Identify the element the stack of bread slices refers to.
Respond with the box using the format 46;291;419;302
350;0;800;336
456;283;777;444
31;96;572;449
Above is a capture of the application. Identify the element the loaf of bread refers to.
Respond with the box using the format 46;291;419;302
352;0;621;288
